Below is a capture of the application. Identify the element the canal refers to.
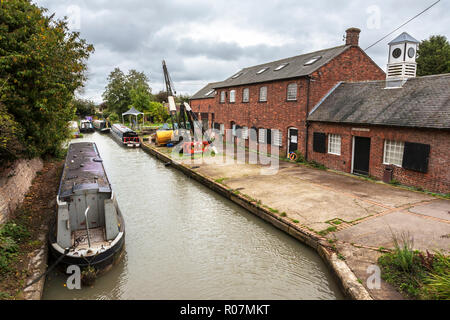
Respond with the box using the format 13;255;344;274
43;132;343;300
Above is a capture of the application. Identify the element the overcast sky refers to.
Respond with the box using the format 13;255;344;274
34;0;449;103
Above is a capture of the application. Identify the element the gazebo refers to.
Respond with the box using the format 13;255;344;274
122;107;144;130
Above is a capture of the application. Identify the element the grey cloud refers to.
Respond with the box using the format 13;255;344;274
34;0;450;102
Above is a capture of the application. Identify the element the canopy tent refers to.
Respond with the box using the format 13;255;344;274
122;107;144;130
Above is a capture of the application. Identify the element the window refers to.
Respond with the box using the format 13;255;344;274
275;63;288;71
328;134;341;155
287;83;297;101
231;72;242;79
384;140;405;167
259;86;267;102
205;89;214;96
272;130;282;147
231;122;236;136
256;67;269;74
230;90;236;103
220;91;225;103
242;126;249;140
258;128;266;143
242;88;249;102
304;56;322;66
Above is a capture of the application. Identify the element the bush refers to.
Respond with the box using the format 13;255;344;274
0;222;29;273
378;232;450;299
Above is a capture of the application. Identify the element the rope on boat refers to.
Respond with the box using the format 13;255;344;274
24;246;73;289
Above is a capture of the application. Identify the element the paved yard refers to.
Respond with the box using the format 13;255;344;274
182;153;448;253
160;145;449;299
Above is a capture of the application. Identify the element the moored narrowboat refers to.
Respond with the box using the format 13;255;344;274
110;123;140;147
79;120;94;133
49;142;125;271
93;119;111;133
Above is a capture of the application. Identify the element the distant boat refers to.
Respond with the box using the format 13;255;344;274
79;120;94;133
49;142;125;270
69;121;80;138
110;123;140;147
93;119;111;133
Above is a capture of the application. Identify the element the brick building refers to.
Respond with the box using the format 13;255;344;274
190;29;449;193
307;33;450;194
190;28;386;156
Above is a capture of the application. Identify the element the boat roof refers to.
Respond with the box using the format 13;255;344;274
112;123;136;134
58;142;112;198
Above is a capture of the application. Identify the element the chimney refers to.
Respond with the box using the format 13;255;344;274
345;28;361;46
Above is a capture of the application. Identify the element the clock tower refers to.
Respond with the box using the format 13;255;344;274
386;32;419;87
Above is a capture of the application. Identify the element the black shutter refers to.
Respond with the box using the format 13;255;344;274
402;142;430;173
313;132;326;153
266;129;272;144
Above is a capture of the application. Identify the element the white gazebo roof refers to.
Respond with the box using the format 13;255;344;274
122;107;144;116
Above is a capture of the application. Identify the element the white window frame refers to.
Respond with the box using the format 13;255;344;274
383;140;404;167
231;123;236;136
328;134;341;155
287;83;297;101
242;126;249;140
220;123;225;135
229;90;236;103
258;128;266;143
272;130;282;147
259;86;267;102
220;91;225;103
242;88;249;102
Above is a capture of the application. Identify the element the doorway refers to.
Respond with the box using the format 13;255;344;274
352;136;371;175
287;128;298;156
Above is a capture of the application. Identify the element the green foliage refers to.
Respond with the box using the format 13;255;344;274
378;233;450;299
294;151;305;163
0;0;93;161
0;104;25;160
417;35;450;76
108;112;119;124
73;98;96;117
0;221;29;273
102;68;151;116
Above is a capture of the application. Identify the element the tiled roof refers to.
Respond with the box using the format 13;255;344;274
213;45;351;89
190;82;223;100
308;74;450;129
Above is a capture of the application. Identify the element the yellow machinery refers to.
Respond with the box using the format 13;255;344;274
155;130;173;145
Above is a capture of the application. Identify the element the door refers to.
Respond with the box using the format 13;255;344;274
353;136;371;175
288;128;298;155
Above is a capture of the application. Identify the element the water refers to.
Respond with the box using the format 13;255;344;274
42;132;343;300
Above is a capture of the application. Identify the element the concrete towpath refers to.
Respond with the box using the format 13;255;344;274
146;144;450;299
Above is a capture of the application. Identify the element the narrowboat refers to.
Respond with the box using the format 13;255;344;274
69;121;80;138
110;123;140;147
79;120;94;133
93;119;111;133
49;142;125;270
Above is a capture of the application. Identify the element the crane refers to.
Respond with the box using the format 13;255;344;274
161;60;209;147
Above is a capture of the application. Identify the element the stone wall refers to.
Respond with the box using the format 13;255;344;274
0;158;43;224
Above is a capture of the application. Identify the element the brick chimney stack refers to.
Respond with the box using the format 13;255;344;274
345;27;361;46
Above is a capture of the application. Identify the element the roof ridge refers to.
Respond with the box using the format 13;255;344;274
239;44;349;71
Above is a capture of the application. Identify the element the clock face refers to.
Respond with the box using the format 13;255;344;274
408;47;416;58
392;48;402;59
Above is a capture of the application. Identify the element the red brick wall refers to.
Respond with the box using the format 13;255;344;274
308;122;450;194
189;97;215;127
190;46;385;156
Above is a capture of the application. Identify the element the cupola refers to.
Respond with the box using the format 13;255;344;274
386;32;419;87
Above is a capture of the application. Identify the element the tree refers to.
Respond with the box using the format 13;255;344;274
73;98;96;117
0;0;93;160
102;68;152;115
417;35;450;76
147;101;169;123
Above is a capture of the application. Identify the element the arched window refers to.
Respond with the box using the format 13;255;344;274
287;83;297;101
